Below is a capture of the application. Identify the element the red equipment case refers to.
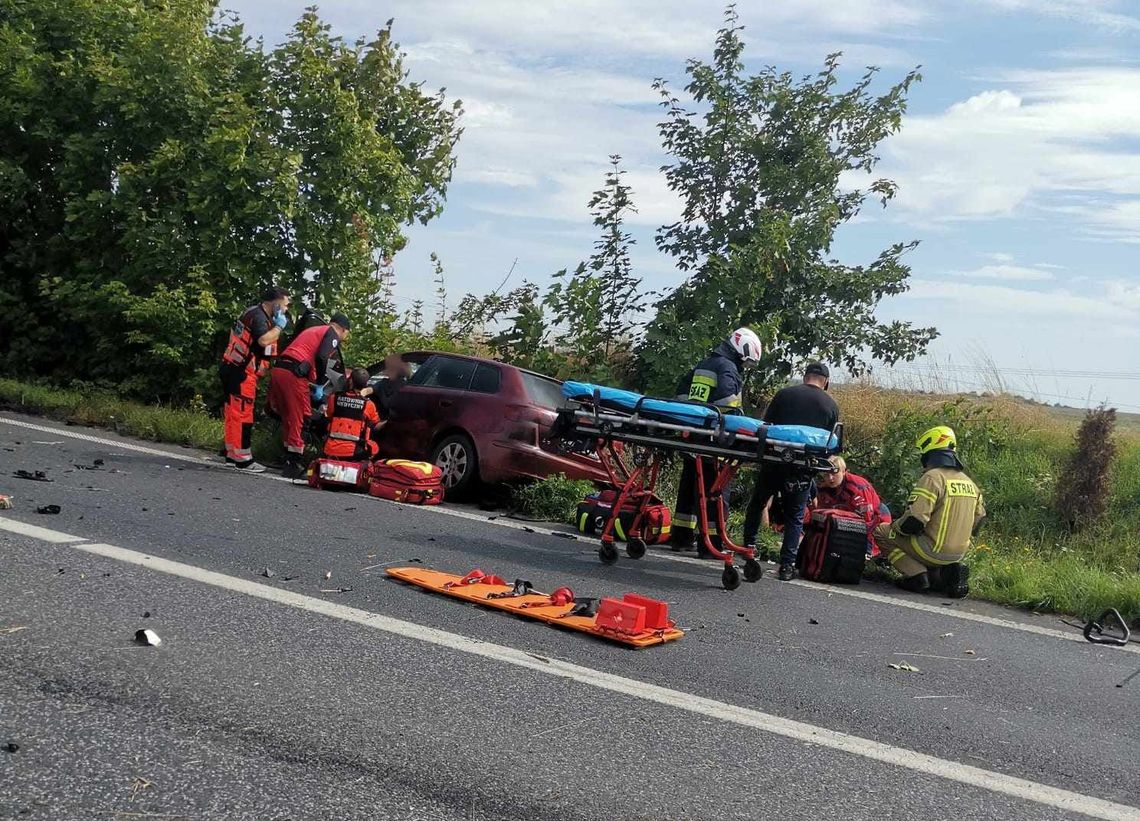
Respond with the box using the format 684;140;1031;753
307;458;371;491
368;459;444;505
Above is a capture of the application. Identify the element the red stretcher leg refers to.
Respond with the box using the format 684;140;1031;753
693;457;732;565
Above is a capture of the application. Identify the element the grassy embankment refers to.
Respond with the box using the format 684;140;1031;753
3;376;1137;623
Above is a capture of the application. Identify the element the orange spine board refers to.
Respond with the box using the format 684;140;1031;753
385;567;683;648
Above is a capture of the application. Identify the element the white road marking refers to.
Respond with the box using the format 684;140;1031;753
0;517;87;543
1;527;1135;821
2;414;1135;655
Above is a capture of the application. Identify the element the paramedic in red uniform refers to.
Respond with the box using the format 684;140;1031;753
811;455;891;558
321;368;384;461
218;286;291;472
268;312;351;479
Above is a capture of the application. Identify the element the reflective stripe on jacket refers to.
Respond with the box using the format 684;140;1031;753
675;341;744;408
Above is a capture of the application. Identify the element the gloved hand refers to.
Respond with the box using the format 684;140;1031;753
273;308;288;329
310;384;325;402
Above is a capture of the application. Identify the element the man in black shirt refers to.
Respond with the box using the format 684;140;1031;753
742;362;840;580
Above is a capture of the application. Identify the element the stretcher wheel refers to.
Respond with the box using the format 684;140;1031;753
626;537;647;560
743;558;763;583
599;541;619;565
721;565;742;591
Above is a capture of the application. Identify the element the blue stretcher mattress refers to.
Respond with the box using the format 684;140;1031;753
561;381;839;450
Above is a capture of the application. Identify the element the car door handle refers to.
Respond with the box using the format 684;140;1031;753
439;399;454;408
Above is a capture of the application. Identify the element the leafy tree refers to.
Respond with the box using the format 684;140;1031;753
545;155;644;383
0;1;461;399
637;6;936;396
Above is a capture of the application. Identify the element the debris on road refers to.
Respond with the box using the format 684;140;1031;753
0;494;11;510
320;587;353;594
965;649;977;656
1083;608;1131;647
888;662;921;673
14;469;51;482
260;567;274;578
129;776;154;800
1117;668;1140;689
809;618;820;625
1;625;29;635
36;504;61;515
940;632;954;638
4;742;19;753
134;629;162;647
323;570;332;580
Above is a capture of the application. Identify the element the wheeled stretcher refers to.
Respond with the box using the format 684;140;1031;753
550;382;843;590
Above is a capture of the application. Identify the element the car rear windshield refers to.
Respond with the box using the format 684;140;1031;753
520;372;564;408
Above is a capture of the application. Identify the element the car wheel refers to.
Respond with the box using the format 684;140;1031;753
431;434;479;495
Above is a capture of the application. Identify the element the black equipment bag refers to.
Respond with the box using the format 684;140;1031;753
797;508;866;584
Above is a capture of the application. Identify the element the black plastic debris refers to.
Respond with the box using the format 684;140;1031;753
3;743;18;754
260;567;275;578
809;618;820;625
143;611;152;618
14;470;51;482
36;505;61;515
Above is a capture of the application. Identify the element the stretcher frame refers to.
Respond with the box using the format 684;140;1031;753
551;390;842;590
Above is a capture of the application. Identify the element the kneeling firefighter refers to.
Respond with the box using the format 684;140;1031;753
874;426;986;598
669;328;762;559
321;368;384;462
268;312;351;479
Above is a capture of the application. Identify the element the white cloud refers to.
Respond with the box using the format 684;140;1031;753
903;278;1134;320
971;0;1140;32
952;263;1055;281
885;68;1140;239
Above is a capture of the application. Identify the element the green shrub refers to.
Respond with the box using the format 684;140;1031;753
1054;406;1117;533
511;474;597;524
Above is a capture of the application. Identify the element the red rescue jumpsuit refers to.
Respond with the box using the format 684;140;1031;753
811;471;892;557
267;324;341;456
321;391;382;461
219;304;276;463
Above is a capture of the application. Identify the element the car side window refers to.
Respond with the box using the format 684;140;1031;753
469;363;502;394
412;356;477;390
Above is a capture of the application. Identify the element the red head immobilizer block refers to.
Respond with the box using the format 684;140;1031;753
621;594;670;631
595;598;648;635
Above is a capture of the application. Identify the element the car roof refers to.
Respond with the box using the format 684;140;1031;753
401;351;561;384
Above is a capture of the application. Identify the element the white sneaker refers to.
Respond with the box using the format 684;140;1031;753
232;460;267;473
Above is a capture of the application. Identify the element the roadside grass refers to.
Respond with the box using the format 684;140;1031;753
3;375;1137;624
0;378;280;462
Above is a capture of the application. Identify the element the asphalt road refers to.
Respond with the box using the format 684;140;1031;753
1;412;1137;821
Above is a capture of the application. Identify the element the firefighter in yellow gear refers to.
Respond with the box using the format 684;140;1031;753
873;425;986;598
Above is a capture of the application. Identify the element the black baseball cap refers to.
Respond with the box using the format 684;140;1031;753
330;312;352;330
805;362;829;378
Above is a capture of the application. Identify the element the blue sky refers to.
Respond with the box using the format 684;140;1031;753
228;0;1140;409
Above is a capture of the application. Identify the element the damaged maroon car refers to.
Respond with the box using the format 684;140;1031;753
368;352;607;494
